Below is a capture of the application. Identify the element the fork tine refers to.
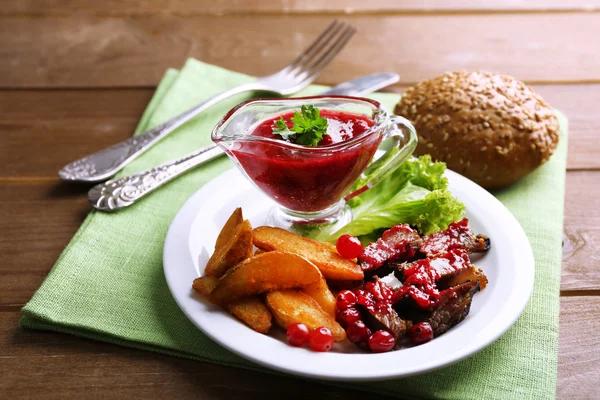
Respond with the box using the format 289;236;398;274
294;25;356;85
284;20;347;74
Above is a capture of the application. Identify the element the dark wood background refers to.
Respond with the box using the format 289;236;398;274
1;1;599;398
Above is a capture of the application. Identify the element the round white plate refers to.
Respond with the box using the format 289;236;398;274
163;168;534;381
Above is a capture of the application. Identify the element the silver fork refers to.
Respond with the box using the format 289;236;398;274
58;20;356;183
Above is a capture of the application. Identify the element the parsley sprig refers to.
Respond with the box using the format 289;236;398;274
272;105;329;146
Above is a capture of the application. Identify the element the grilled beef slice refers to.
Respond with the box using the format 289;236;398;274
358;224;422;278
426;280;480;336
420;218;490;257
394;248;472;284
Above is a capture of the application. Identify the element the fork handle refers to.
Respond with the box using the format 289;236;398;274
88;144;225;211
58;82;259;183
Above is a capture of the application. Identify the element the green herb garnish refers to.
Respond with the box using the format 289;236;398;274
272;105;329;146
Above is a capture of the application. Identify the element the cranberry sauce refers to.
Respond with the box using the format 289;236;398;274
420;218;478;257
230;110;380;212
358;224;421;271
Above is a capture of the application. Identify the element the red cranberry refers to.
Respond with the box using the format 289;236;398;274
368;330;396;353
286;323;310;347
336;290;357;311
409;322;434;345
336;307;361;329
347;320;372;348
336;234;364;259
308;327;334;352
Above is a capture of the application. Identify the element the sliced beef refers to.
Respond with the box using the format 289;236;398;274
361;306;410;339
395;248;472;284
446;264;488;290
420;218;490;257
426;280;480;336
358;224;422;276
354;278;410;339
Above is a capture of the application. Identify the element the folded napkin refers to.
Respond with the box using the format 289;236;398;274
21;59;567;399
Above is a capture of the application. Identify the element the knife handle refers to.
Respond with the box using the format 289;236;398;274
88;144;225;211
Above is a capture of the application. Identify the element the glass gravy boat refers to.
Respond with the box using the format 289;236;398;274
212;96;417;229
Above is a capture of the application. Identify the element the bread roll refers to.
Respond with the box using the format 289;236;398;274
395;71;559;189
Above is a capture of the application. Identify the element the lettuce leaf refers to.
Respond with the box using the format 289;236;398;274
311;155;465;242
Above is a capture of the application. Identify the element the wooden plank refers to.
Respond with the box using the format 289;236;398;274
561;171;600;291
4;0;600;16
0;89;149;178
1;295;595;398
0;84;598;178
1;14;600;88
0;314;391;400
558;296;600;398
0;170;598;305
0;182;91;305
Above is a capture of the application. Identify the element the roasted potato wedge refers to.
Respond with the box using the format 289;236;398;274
210;251;321;305
252;226;363;281
266;290;346;342
205;219;253;278
192;276;272;333
215;207;243;250
192;276;219;298
302;275;336;316
228;297;273;334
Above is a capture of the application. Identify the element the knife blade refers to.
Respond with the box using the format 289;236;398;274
88;73;401;211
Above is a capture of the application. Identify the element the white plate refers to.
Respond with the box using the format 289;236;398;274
163;168;534;381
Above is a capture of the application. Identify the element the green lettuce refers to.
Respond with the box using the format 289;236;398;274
311;155;465;242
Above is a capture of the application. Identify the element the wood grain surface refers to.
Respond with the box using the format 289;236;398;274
1;0;599;398
5;0;600;15
2;14;600;88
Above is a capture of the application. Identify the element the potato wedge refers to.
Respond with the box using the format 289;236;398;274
228;297;273;334
192;276;272;333
192;276;219;298
253;226;363;281
205;219;253;278
302;275;336;316
215;207;243;250
210;251;321;305
266;290;346;342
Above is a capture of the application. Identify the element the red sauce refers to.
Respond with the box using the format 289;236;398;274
354;278;395;315
420;218;473;256
358;224;418;271
393;259;441;309
230;110;379;212
428;248;471;279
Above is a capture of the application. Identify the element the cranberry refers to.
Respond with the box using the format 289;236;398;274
286;322;310;347
336;307;361;329
368;330;396;353
409;322;434;345
336;290;357;311
336;234;364;259
308;327;334;352
346;320;372;348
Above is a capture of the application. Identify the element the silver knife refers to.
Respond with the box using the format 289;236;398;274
88;73;400;211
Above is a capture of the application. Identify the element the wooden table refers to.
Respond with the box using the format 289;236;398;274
1;1;599;398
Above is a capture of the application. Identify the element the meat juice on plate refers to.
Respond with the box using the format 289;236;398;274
230;111;380;212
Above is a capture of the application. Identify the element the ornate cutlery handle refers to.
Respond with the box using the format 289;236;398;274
88;144;225;211
59;83;257;183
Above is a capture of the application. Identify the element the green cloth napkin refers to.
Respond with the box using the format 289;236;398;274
21;59;567;399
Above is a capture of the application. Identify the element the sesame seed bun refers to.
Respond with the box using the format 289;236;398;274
394;71;560;189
